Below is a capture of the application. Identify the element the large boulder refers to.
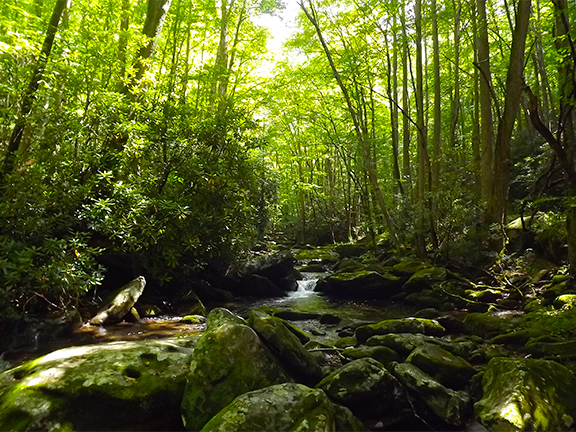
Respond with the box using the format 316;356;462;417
181;308;292;431
248;310;322;385
315;271;402;299
475;357;576;431
90;276;146;325
356;318;445;344
239;274;285;297
406;343;476;390
402;266;448;292
463;313;513;338
201;383;363;432
317;358;406;422
0;337;198;431
230;251;297;293
342;345;401;367
391;362;471;427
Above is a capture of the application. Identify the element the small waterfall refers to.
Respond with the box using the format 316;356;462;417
290;273;320;298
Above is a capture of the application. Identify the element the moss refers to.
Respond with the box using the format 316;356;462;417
356;318;445;344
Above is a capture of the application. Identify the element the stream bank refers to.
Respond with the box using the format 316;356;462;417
1;244;576;431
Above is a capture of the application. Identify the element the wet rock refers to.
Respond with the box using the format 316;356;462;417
334;336;357;348
181;308;292;431
317;358;406;421
315;271;402;299
391;362;471;427
391;260;430;277
475;357;576;431
355;318;445;344
342;345;401;366
406;344;476;390
201;383;362;432
525;339;576;358
294;248;340;263
240;274;285;297
414;308;441;319
90;276;146;325
489;329;532;346
334;243;368;259
463;312;513;338
0;337;198;431
465;288;503;304
180;314;207;324
320;314;342;325
404;290;444;308
437;315;470;335
249;310;322;385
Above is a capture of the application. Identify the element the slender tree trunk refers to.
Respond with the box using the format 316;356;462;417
299;0;401;248
401;2;412;190
450;0;462;155
117;0;130;91
486;0;531;224
386;20;403;196
431;0;441;189
0;0;70;186
477;0;494;204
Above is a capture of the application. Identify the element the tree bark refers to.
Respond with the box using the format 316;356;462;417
486;0;531;224
431;0;441;189
401;2;412;189
477;0;494;204
0;0;70;186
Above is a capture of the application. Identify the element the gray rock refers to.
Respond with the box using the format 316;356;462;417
342;345;401;366
317;358;405;420
249;310;322;385
392;362;470;427
0;337;198;431
315;271;402;299
475;357;576;431
356;318;445;344
406;343;476;389
181;308;292;431
90;276;146;325
201;383;363;431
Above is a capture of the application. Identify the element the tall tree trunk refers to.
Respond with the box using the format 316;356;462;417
210;0;235;113
386;18;403;196
401;2;412;190
431;0;441;189
450;0;462;155
477;0;494;204
0;0;70;186
472;3;481;197
116;0;131;92
486;0;531;224
299;0;401;248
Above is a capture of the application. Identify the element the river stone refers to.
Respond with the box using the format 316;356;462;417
356;318;445;344
392;260;430;276
525;339;576;358
90;276;146;325
201;383;361;432
314;271;402;299
391;362;470;427
406;344;476;390
248;310;322;385
475;357;576;431
181;308;292;431
0;337;198;431
342;345;401;366
317;358;405;420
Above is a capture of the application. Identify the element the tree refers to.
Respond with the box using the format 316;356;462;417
0;0;71;186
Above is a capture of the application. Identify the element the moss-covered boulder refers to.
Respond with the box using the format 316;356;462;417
317;358;406;421
0;337;198;431
406;344;476;390
181;308;292;431
554;294;576;310
201;383;363;432
391;362;471;427
90;276;146;325
475;357;576;431
356;318;445;344
391;260;430;277
248;310;322;385
463;312;513;338
525;339;576;358
402;267;448;292
315;271;402;299
294;248;340;263
342;345;401;366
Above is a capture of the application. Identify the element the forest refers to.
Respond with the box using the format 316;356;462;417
1;0;576;430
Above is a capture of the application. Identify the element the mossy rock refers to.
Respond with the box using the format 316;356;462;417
475;357;576;431
489;329;532;346
355;318;445;344
315;271;402;299
554;294;576;310
525;339;576;358
391;362;471;427
465;288;503;303
392;260;431;277
181;308;292;431
90;276;146;325
404;290;444;308
463;313;513;338
248;310;322;385
334;336;357;349
406;344;476;390
403;267;448;292
180;314;207;324
317;358;405;421
201;383;362;432
0;337;198;431
334;258;366;273
294;248;340;263
342;345;401;366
